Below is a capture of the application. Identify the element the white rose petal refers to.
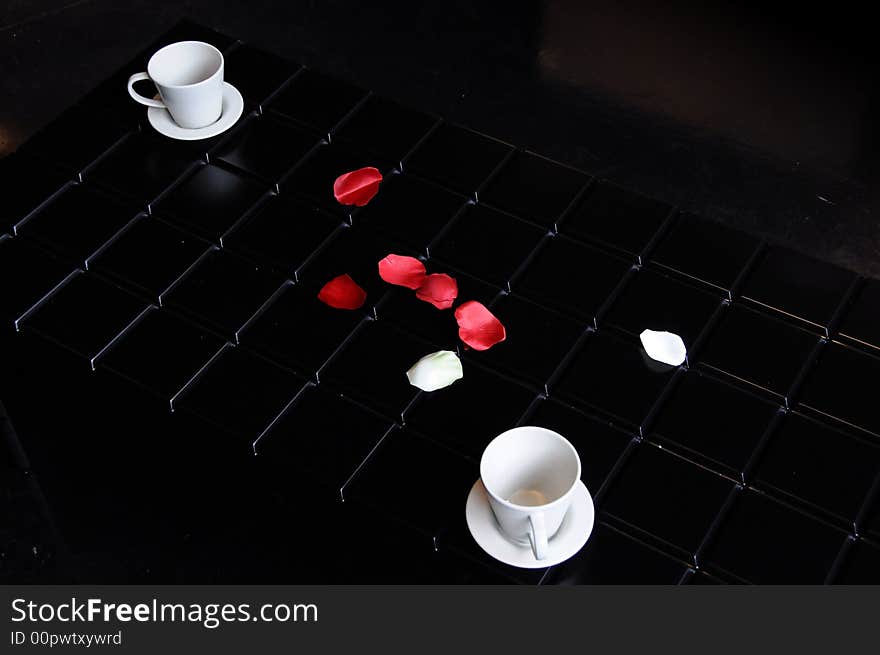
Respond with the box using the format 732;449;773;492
406;350;464;391
639;329;687;366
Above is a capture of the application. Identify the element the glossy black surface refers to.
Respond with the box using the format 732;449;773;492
837;279;880;354
223;44;299;109
268;69;367;138
0;154;73;234
0;236;74;330
836;540;880;584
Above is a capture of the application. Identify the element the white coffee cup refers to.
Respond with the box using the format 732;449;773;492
127;41;224;129
480;426;581;561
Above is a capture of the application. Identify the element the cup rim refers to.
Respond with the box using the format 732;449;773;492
147;40;223;89
480;426;582;512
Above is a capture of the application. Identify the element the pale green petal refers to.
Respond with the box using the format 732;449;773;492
406;350;464;391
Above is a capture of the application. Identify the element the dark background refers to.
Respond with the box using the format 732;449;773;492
1;0;879;276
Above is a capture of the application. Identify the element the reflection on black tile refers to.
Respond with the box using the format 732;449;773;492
223;45;298;107
98;307;225;400
346;427;477;536
335;95;437;166
176;346;305;446
560;182;671;260
405;363;536;458
430;204;545;289
320;320;432;419
651;212;760;294
741;245;855;333
648;369;778;479
699;304;818;401
86;132;200;206
753;412;879;528
475;294;584;389
836;540;880;583
224;194;340;279
256;385;392;492
162;249;286;340
213;115;319;183
240;282;362;379
268;69;367;136
480;151;589;229
16;183;139;266
0;237;73;329
799;342;880;436
355;173;466;253
556;330;676;431
838;279;880;353
604;266;721;348
704;489;845;583
89;216;209;301
405;123;512;197
523;399;631;494
544;521;687;584
0;154;72;233
603;443;731;560
515;236;631;324
22;273;147;362
152;164;266;242
281;142;391;217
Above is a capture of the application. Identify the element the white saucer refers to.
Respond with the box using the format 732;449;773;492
465;479;594;569
147;82;244;141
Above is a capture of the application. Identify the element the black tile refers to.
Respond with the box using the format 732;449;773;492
604;266;721;349
98;307;225;400
799;342;880;436
239;282;362;379
355;172;467;253
515;236;631;324
281;142;392;218
556;330;677;431
703;489;845;583
560;182;671;259
0;154;73;233
740;246;856;333
603;443;732;560
686;571;724;585
346;427;477;536
0;236;74;329
223;45;298;107
319;320;433;419
152;164;266;242
836;540;880;583
162;249;286;341
753;412;879;528
17;183;140;266
144;20;236;55
21;273;147;362
405;123;512;198
268;69;367;136
175;346;305;446
699;304;818;401
213;115;319;184
430;204;545;289
335;95;437;166
838;279;880;354
89;216;210;301
480;151;589;229
648;369;778;479
651;212;760;294
543;521;687;584
85;132;201;206
224;193;340;279
256;385;392;493
474;294;584;390
523;399;632;494
404;363;536;458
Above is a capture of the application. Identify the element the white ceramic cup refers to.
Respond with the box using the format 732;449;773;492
480;426;581;561
127;41;224;129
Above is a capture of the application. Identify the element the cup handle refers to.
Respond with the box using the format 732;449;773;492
527;512;548;561
127;72;165;108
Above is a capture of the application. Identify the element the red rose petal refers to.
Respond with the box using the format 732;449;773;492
415;273;459;310
378;254;427;290
317;274;367;310
454;300;506;351
333;167;383;206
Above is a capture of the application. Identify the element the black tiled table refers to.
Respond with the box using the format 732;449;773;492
223;45;299;109
836;540;880;583
0;153;73;234
268;69;368;138
0;236;74;330
837;279;880;353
